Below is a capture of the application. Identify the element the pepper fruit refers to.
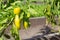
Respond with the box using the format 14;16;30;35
14;7;21;15
27;13;30;18
24;21;28;30
14;15;20;30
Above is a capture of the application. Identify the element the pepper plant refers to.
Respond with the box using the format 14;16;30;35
0;0;31;40
44;0;60;33
44;0;60;26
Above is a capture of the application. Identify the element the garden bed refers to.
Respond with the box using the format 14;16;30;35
4;17;60;40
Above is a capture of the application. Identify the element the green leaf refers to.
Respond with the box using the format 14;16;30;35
10;23;20;40
0;37;4;40
5;6;13;11
20;12;24;19
0;18;8;24
28;8;37;15
11;1;21;6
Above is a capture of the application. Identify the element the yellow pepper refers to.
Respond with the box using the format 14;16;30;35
14;7;21;15
27;13;30;18
24;21;28;30
14;15;20;29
